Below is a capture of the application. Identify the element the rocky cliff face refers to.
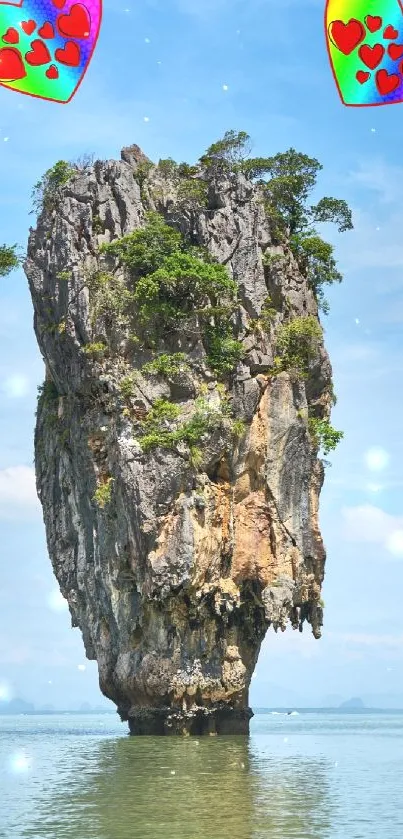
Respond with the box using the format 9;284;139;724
25;144;332;735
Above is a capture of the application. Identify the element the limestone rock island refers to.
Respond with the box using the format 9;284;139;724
25;134;347;735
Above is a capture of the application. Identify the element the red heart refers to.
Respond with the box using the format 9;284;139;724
25;39;51;66
376;68;400;95
46;64;59;79
21;20;36;36
359;43;385;70
329;19;365;55
384;25;399;39
365;15;382;33
0;47;26;80
57;3;91;39
388;43;403;59
2;28;19;45
38;22;55;39
55;40;81;66
356;70;370;84
0;0;101;103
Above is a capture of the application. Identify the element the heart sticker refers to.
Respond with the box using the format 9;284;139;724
326;0;403;106
0;1;102;104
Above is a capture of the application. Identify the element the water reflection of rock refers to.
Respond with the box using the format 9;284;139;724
25;735;334;839
248;739;333;838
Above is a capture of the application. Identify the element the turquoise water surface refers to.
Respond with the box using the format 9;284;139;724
0;711;402;838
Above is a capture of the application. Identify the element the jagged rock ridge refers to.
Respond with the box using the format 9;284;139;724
25;143;332;735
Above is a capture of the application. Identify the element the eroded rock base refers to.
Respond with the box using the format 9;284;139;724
127;705;254;736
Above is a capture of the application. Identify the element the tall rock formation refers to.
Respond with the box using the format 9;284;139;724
25;143;332;735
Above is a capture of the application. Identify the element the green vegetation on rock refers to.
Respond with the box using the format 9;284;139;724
36;380;59;428
176;178;208;211
134;160;154;187
92;215;105;235
137;395;236;456
83;341;108;359
142;353;189;378
0;244;19;277
93;477;114;509
32;160;76;214
100;212;243;378
199;130;252;177
31;154;94;215
37;133;347;459
308;417;344;455
86;270;132;330
289;235;342;315
157;158;179;179
119;374;138;399
37;380;58;404
203;327;244;377
101;212;181;275
252;295;277;334
197;132;352;313
273;316;322;379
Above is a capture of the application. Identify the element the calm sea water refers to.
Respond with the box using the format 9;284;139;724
0;710;402;838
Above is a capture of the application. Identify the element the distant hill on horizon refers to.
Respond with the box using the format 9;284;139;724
3;695;403;715
339;697;366;709
0;698;114;715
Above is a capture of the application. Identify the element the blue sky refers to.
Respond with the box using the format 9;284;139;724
1;0;403;710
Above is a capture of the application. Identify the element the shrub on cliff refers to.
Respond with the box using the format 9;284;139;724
101;213;243;377
93;477;114;509
31;154;94;215
86;270;132;330
32;160;75;214
273;315;322;379
308;417;344;455
289;235;342;315
176;178;208;211
131;251;235;327
198;132;352;313
199;130;253;177
253;148;351;312
142;353;189;378
101;212;182;276
138;396;229;455
0;244;19;276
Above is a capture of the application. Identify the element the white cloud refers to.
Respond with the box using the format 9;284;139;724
262;628;321;659
348;159;403;205
329;631;403;651
336;158;403;279
342;504;393;542
0;634;80;666
386;531;403;557
342;504;403;559
367;483;384;494
0;466;40;519
337;205;403;273
0;637;31;664
335;343;379;364
173;0;320;13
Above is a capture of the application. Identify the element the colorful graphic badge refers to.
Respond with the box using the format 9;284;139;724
326;0;403;105
0;1;102;104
